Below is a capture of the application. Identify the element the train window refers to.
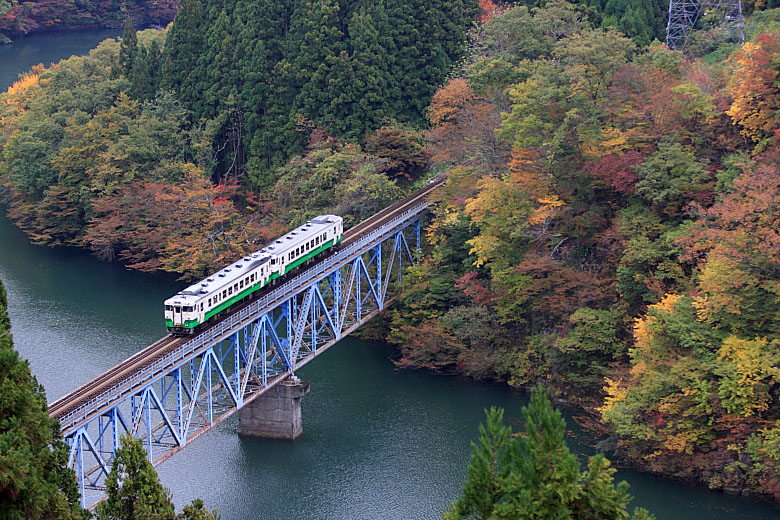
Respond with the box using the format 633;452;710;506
240;280;244;289
183;306;192;312
222;290;227;299
165;305;171;311
200;303;203;311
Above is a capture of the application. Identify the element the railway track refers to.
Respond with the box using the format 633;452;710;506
48;174;445;421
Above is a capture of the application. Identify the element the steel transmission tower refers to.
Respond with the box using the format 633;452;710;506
666;0;744;50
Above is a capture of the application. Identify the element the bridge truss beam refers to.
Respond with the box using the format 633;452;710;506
59;207;425;508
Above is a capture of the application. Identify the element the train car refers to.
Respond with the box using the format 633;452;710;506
165;215;343;335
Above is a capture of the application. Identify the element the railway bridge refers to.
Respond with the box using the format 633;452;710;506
48;176;443;508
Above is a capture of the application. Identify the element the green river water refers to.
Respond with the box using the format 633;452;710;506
1;29;779;519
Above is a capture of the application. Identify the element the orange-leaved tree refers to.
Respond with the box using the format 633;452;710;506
727;34;780;145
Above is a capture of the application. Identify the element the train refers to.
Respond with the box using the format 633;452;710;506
164;215;344;336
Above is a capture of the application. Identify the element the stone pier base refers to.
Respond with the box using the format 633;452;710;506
238;379;310;439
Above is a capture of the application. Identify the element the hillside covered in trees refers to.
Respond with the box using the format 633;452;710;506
386;2;780;501
3;0;780;505
0;0;478;277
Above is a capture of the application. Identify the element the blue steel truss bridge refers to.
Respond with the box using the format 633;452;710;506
47;176;443;508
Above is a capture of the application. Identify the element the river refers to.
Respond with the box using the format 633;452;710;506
1;29;780;520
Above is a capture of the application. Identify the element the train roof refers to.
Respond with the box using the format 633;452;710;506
166;253;271;304
165;215;342;305
260;215;341;256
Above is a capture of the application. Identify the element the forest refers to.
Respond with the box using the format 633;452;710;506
2;0;780;503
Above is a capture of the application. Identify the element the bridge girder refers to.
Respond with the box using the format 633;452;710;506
56;207;426;509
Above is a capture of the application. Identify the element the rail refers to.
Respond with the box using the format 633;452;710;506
53;197;433;433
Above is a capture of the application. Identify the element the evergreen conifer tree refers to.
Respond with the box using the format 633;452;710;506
444;407;512;520
0;278;85;519
160;0;206;115
202;1;239;119
119;18;139;79
146;40;163;96
96;435;219;519
319;50;357;136
289;0;346;126
237;0;302;188
131;48;153;101
178;499;220;520
158;0;477;181
96;435;175;520
343;5;393;138
445;388;656;520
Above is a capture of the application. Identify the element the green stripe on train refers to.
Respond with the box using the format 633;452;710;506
283;237;338;274
186;236;341;327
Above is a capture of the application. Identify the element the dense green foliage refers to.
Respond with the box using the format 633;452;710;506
0;278;85;519
159;0;478;187
445;389;654;519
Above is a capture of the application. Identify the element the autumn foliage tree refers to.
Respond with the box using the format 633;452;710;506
85;166;246;279
727;34;780;145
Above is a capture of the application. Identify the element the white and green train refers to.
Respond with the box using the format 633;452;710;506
164;215;343;336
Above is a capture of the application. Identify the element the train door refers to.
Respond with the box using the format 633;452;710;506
173;305;183;326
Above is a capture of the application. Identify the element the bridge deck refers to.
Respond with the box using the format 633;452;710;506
48;174;443;428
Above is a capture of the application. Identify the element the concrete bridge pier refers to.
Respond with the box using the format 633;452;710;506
238;377;310;439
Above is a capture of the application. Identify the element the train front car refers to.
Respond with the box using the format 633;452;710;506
164;292;202;336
